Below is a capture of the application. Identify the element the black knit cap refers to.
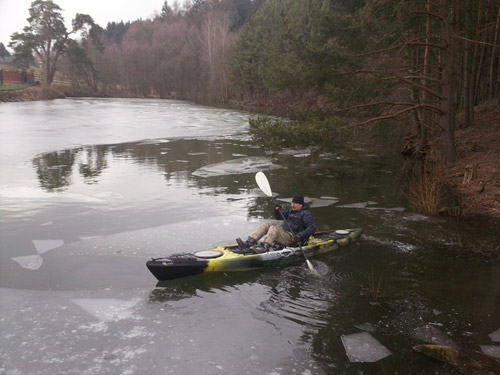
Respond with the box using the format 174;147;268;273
292;194;304;205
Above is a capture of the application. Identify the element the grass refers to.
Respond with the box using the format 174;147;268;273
0;82;33;91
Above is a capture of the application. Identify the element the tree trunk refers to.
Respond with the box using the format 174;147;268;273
470;0;483;106
462;0;473;128
439;0;458;163
488;5;500;99
419;0;432;151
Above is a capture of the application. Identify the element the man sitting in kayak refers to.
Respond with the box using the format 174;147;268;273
236;194;316;253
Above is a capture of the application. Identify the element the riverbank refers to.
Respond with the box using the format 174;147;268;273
0;85;65;102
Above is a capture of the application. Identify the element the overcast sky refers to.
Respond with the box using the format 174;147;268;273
0;0;170;49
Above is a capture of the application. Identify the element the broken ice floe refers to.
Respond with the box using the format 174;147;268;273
276;196;339;207
192;157;283;177
309;197;339;207
480;345;500;359
72;298;141;322
32;239;64;254
341;332;392;362
137;139;170;145
489;328;500;342
337;201;405;212
413;325;459;349
12;255;44;270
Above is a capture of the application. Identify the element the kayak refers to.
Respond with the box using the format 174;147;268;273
146;228;363;281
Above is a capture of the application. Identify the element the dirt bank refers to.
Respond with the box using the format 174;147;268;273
445;101;500;219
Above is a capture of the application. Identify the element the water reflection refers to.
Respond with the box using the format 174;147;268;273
31;138;271;192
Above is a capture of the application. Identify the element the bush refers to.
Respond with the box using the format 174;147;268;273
249;108;344;152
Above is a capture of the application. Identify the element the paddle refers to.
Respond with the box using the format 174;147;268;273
255;171;317;272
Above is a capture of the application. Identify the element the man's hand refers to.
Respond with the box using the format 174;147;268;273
274;204;281;211
294;234;301;244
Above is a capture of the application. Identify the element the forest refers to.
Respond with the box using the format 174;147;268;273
7;0;500;165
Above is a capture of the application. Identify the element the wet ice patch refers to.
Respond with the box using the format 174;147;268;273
490;328;500;342
338;201;405;212
341;332;391;362
0;187;106;204
413;325;459;349
192;157;283;177
137;139;170;145
12;255;44;270
33;239;64;254
338;201;378;209
277;196;339;207
309;197;339;207
481;345;500;359
92;191;125;200
72;298;141;322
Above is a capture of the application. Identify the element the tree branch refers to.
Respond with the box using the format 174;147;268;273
355;104;442;126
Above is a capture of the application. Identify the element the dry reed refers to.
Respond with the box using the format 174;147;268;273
407;158;445;216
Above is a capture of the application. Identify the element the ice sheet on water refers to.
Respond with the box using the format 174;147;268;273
192;157;283;177
480;345;500;359
341;332;392;362
309;198;339;207
32;239;64;254
277;196;338;207
338;201;378;208
0;187;106;204
11;255;44;270
337;201;405;212
490;329;500;342
72;298;141;322
136;139;170;145
413;325;459;349
92;191;125;200
50;215;256;257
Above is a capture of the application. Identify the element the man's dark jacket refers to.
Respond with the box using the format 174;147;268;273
274;205;316;240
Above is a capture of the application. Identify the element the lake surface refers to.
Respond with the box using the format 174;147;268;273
1;98;499;374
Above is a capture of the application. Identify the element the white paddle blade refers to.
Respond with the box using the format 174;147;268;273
255;172;273;197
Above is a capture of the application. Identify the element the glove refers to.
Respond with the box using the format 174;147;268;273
274;204;281;211
293;234;301;244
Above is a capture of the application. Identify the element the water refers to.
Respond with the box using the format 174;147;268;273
1;98;499;374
